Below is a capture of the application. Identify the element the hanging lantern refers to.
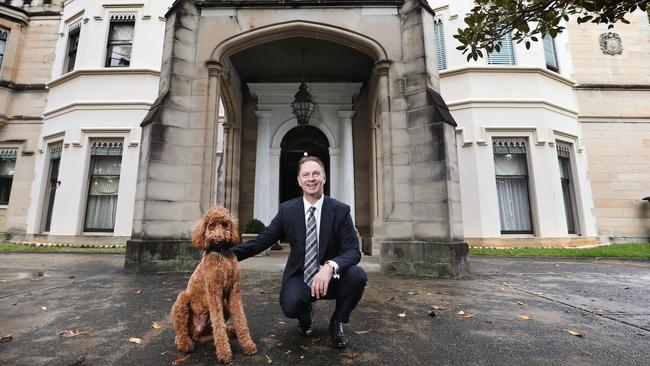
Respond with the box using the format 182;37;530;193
291;82;314;126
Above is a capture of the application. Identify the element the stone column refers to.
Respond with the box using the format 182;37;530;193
379;0;469;277
253;110;273;224
338;110;356;223
329;147;340;201
206;62;224;210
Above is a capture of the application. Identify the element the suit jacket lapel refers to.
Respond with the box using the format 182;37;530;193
318;196;334;262
296;198;306;250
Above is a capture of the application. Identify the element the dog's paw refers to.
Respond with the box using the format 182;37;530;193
175;338;195;353
242;341;257;355
216;348;233;364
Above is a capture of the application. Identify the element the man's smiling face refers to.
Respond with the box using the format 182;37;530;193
297;160;326;200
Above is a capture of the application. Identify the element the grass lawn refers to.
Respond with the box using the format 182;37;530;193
470;243;650;259
0;243;125;254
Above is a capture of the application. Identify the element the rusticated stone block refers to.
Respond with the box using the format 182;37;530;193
124;240;200;273
380;241;469;278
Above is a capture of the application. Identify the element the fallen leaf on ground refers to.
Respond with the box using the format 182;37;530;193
432;305;450;310
428;310;438;318
300;345;309;351
354;329;372;335
151;322;161;329
517;302;525;306
343;351;360;359
276;342;283;347
311;337;321;344
385;296;396;302
59;330;84;337
0;280;8;283
259;290;267;294
278;321;286;325
397;312;406;318
265;355;273;364
135;290;143;294
284;349;292;355
41;307;48;311
457;310;474;318
300;355;304;359
567;330;584;337
171;355;190;365
408;291;419;295
129;337;143;344
535;292;545;296
0;335;12;343
518;315;532;320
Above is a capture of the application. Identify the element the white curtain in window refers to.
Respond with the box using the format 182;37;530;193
494;154;532;232
110;23;134;42
0;158;15;176
85;156;120;230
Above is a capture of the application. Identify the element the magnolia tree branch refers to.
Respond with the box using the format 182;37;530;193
454;0;650;61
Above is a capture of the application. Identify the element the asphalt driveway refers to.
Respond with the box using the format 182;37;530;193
0;252;648;365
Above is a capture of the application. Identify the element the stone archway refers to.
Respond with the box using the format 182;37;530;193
128;0;469;278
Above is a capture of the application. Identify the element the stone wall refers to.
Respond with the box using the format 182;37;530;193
0;2;62;238
568;11;650;242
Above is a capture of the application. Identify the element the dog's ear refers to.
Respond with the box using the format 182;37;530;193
192;216;207;250
231;216;240;246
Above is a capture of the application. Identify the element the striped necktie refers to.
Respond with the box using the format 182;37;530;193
304;206;318;286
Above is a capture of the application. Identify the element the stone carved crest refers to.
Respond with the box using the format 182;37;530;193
599;32;623;55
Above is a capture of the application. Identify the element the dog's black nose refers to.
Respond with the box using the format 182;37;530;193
215;240;227;246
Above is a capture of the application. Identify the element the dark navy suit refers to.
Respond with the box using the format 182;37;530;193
233;196;367;323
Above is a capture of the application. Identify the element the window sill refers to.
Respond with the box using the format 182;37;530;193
0;205;7;210
82;232;115;236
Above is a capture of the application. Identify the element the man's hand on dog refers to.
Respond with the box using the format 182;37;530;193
310;265;333;298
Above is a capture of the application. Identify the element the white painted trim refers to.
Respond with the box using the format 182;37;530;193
48;68;161;88
44;101;153;119
440;66;576;87
447;98;579;118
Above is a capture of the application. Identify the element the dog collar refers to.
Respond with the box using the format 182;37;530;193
206;246;232;256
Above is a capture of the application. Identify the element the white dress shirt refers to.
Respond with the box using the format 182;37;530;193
303;195;340;278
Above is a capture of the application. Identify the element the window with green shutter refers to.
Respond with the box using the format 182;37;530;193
488;33;516;65
543;34;559;72
433;18;447;71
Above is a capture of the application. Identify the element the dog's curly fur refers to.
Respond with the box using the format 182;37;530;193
171;206;257;364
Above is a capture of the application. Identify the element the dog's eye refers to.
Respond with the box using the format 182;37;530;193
221;223;228;229
209;224;216;230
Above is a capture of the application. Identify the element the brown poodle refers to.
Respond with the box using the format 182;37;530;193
171;206;257;363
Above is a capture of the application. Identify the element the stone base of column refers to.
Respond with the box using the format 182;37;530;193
380;241;469;278
124;240;200;273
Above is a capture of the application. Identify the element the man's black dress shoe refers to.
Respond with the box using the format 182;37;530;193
298;304;313;337
328;318;349;348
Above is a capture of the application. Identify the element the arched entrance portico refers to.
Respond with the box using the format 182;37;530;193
127;0;468;277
